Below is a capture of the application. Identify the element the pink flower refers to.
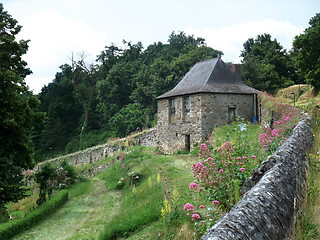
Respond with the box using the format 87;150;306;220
240;167;245;172
251;155;256;159
193;211;198;213
219;169;224;174
242;156;247;160
257;148;260;151
187;213;190;216
212;200;219;205
189;182;199;189
199;205;205;209
191;213;201;221
184;203;195;211
121;163;125;168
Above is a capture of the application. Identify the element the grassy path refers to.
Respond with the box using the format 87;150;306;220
12;178;122;240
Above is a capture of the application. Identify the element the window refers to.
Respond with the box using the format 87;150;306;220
169;99;176;124
228;107;236;123
183;96;191;122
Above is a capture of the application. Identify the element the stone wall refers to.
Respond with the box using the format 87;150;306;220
34;128;157;171
157;95;202;154
201;115;313;240
201;93;255;135
133;128;157;147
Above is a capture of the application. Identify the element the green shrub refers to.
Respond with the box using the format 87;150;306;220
59;159;77;183
0;189;68;239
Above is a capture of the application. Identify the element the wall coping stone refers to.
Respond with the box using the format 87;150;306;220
201;114;313;240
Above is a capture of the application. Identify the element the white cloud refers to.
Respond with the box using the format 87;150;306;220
18;10;107;93
185;19;304;63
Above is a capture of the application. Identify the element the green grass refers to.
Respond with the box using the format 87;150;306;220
7;122;264;240
293;117;320;239
5;120;280;240
11;179;121;240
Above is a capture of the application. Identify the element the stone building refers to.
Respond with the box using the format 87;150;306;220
156;57;260;154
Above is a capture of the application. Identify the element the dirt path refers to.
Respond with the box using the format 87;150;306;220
12;178;122;240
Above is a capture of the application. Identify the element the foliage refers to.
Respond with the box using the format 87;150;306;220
34;64;83;160
293;112;320;239
34;163;58;205
33;31;223;158
241;33;298;93
293;13;320;92
109;103;147;137
0;3;45;220
58;159;77;184
98;150;163;239
185;96;301;231
0;189;68;240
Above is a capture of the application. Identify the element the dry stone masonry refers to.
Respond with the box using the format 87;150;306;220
34;128;157;172
201;115;313;240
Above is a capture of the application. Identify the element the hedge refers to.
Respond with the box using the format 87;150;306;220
0;189;69;239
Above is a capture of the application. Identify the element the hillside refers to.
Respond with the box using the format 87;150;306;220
2;85;319;239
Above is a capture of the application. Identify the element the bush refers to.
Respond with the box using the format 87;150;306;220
0;189;68;239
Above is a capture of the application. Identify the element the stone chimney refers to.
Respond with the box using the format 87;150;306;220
229;64;242;76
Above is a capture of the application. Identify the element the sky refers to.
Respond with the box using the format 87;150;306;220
2;0;320;93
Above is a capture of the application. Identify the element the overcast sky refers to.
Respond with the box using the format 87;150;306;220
2;0;319;93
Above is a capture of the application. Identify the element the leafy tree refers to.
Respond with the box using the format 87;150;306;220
109;103;146;137
71;53;99;136
293;13;320;92
35;31;223;159
34;64;83;160
241;33;296;93
0;4;44;221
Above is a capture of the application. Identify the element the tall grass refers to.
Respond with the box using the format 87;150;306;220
294;115;320;239
98;147;164;239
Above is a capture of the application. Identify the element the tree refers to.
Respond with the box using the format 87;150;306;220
34;64;83;160
0;4;44;221
241;33;296;93
293;13;320;92
71;53;98;136
109;103;146;137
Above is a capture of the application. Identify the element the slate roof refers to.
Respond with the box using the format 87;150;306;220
156;58;259;100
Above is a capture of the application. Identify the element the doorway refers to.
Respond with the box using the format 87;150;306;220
185;135;190;152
